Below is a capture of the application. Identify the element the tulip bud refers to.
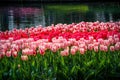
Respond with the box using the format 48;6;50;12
21;55;28;61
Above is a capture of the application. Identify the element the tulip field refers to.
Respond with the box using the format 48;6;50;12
0;21;120;80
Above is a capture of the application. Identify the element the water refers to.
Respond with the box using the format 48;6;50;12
0;2;120;31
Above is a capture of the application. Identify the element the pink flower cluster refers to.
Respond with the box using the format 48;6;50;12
0;21;120;60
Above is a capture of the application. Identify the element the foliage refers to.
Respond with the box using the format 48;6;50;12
0;49;120;80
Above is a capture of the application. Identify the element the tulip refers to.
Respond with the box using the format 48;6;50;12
110;46;115;51
21;55;28;61
79;48;85;54
1;45;8;52
50;46;58;52
103;46;108;52
71;48;76;55
30;44;37;51
0;53;4;59
22;48;29;55
28;49;34;55
39;46;46;55
98;38;104;44
93;42;99;46
94;46;99;52
60;51;66;56
60;47;69;56
12;51;18;58
88;44;94;50
60;50;69;56
103;40;110;46
114;38;119;43
100;45;104;51
114;43;120;50
6;51;11;57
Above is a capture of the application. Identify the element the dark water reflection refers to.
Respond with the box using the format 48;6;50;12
0;2;120;31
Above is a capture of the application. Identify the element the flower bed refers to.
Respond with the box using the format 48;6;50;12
0;21;120;80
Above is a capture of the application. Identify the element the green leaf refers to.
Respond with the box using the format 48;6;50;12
61;57;65;66
32;61;35;66
71;66;76;74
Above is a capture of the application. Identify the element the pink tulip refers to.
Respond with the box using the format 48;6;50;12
15;40;22;45
45;42;52;49
21;55;28;61
60;51;66;56
98;38;104;44
0;53;4;59
27;38;34;43
103;46;108;52
100;45;104;51
14;45;20;52
103;40;110;46
22;48;29;55
28;49;34;55
6;51;11;57
0;40;6;44
60;47;69;56
88;44;94;50
1;45;8;52
94;46;99;52
69;38;76;44
60;50;69;56
114;38;119;43
8;37;13;42
5;42;11;48
30;44;37;51
114;35;118;38
79;48;85;54
56;43;62;49
39;46;46;55
24;43;30;48
108;38;114;44
50;46;58;52
72;46;78;51
66;41;72;46
115;43;120;50
93;42;99;46
71;48;76;55
12;51;18;58
89;36;94;41
79;43;86;48
63;41;70;48
110;46;115;51
0;51;5;59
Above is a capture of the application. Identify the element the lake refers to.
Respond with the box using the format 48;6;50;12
0;2;120;31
